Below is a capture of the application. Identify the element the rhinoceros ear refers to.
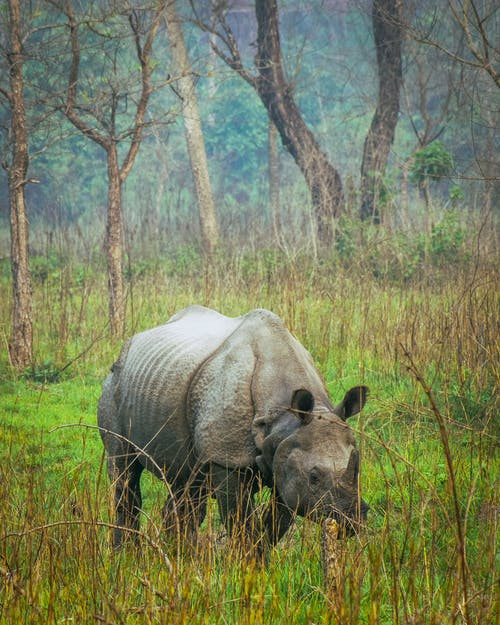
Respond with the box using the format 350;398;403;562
335;385;369;421
291;389;315;423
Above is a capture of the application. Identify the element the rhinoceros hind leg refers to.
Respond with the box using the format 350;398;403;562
109;455;144;549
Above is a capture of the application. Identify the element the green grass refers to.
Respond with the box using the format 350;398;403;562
0;246;498;624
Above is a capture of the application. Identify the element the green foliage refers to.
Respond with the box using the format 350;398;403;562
22;359;62;384
429;210;468;263
445;375;497;427
449;184;464;204
30;251;64;284
202;76;268;207
0;256;11;283
334;211;469;282
409;141;454;185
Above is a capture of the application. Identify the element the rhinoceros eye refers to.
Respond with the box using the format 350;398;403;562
309;468;321;487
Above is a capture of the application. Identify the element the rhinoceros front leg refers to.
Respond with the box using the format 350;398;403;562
264;494;294;546
162;475;208;539
211;465;264;552
108;454;144;548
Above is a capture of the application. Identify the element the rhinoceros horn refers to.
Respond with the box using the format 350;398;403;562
340;448;359;490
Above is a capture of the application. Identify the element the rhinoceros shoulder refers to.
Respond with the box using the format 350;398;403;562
239;308;285;332
188;307;326;468
167;304;233;325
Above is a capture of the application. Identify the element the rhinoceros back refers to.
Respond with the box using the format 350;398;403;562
100;305;332;480
106;306;242;479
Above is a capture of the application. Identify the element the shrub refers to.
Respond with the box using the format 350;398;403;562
409;141;454;185
429;210;468;264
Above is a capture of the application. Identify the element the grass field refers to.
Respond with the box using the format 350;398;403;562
0;240;498;624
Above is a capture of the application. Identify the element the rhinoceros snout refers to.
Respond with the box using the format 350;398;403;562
311;486;369;535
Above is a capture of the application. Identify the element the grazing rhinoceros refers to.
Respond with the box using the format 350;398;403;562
98;305;368;549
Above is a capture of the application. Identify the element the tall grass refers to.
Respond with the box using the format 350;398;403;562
0;221;498;624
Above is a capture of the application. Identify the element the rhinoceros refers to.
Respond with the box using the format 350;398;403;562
98;305;368;549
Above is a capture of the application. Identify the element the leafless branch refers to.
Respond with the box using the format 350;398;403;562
412;0;499;89
119;8;162;181
187;0;258;88
63;1;111;151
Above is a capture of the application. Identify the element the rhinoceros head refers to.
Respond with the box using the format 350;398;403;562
257;386;369;534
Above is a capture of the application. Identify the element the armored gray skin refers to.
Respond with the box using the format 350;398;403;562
98;305;368;549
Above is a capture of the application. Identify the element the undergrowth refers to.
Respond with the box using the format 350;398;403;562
0;234;498;624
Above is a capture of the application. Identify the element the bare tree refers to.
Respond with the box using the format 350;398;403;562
198;0;345;243
1;0;33;370
359;0;403;223
398;37;454;215
163;0;219;258
61;2;163;337
415;0;499;90
403;0;499;213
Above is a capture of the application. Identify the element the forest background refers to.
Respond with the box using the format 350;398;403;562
0;1;498;624
1;0;498;279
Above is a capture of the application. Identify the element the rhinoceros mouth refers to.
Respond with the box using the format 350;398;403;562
333;514;363;537
321;511;366;537
307;498;369;537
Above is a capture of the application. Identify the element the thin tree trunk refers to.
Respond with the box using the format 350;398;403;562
254;0;344;243
164;0;219;257
8;0;33;370
360;0;402;222
268;118;281;243
62;3;161;337
106;146;125;338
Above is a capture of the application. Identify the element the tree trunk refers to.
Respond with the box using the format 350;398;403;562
254;0;344;243
7;0;33;371
164;0;219;258
359;0;402;223
106;146;125;338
